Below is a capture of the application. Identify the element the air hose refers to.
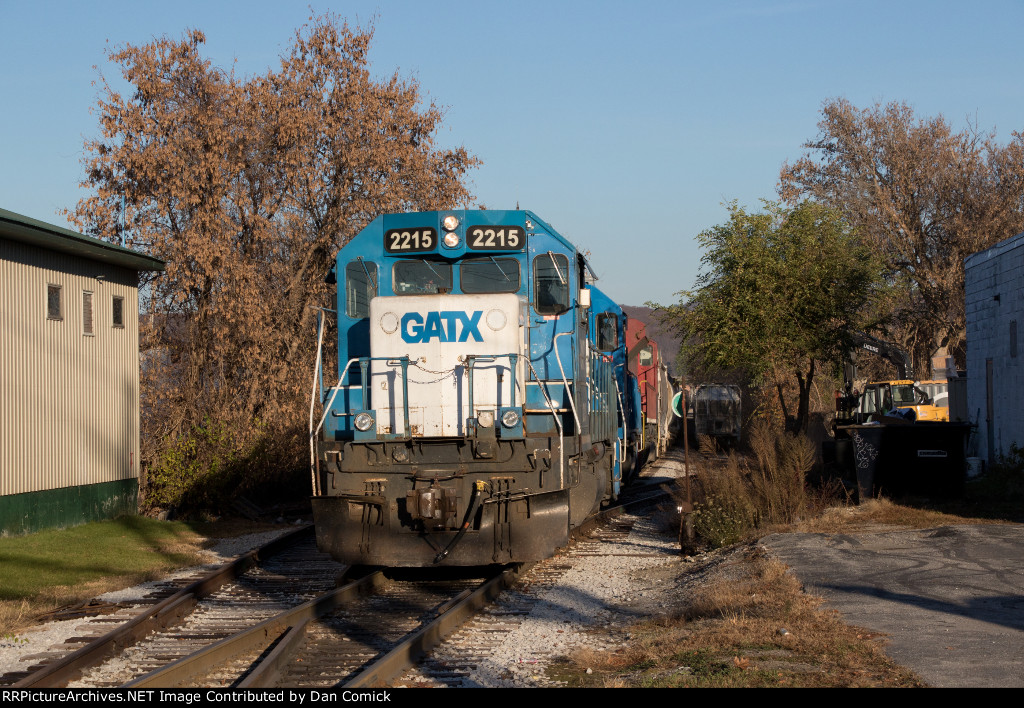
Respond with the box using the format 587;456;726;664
434;480;486;564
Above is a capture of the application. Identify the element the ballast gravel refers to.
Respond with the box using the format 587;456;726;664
0;528;295;679
407;512;687;688
1;455;700;687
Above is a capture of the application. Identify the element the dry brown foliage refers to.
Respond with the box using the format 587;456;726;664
66;15;479;509
780;98;1024;370
796;497;1004;534
555;547;923;687
684;423;816;548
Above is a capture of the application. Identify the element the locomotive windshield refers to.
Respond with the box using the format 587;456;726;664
393;259;453;294
460;257;520;294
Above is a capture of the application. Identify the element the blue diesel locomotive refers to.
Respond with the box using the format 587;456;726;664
309;210;643;566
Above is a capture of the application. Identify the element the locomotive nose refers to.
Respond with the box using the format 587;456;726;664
368;293;524;438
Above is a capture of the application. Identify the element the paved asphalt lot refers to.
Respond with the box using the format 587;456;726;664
760;524;1024;688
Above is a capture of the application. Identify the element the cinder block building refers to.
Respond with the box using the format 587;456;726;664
964;231;1024;466
0;208;163;535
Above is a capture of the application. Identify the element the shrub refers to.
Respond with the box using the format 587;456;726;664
686;421;813;548
692;493;755;548
142;419;305;514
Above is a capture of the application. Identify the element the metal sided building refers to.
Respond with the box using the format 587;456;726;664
0;208;164;535
965;231;1024;466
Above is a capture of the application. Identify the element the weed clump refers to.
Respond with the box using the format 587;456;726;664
687;421;817;548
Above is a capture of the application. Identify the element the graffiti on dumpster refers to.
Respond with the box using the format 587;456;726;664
852;431;879;471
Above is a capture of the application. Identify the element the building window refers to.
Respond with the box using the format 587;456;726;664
112;296;125;329
47;284;63;320
83;291;94;335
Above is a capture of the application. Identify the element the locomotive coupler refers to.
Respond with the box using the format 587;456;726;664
406;482;459;530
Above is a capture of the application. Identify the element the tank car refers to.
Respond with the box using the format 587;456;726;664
692;383;742;447
309;210;640;566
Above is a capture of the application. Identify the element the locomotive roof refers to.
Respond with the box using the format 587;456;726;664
340;209;582;256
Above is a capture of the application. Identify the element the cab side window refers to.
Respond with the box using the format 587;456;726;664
596;313;618;351
534;253;569;315
345;260;377;318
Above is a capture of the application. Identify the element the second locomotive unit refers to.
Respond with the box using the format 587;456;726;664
309;210;645;566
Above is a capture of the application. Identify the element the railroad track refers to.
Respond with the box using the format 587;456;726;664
396;494;679;687
116;565;523;688
3;526;341;688
4;485;676;689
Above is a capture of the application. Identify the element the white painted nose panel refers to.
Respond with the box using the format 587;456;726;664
369;294;524;437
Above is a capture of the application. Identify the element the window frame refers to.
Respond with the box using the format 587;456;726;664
112;295;125;329
82;290;95;336
392;258;453;295
595;312;619;352
46;283;63;321
533;252;571;316
459;257;521;294
345;259;378;319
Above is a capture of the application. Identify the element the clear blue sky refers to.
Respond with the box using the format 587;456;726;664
2;0;1022;307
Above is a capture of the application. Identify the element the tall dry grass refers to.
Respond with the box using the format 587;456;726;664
687;421;817;548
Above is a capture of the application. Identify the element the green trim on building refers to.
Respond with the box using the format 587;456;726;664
0;479;139;536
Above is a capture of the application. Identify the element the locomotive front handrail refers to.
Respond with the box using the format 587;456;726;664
464;352;519;414
310;357;362;493
527;359;564;489
318;354;523;444
309;312;327;495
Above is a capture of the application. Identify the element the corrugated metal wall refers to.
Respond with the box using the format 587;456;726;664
1;238;141;495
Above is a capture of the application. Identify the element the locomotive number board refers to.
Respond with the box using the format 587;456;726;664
466;225;525;250
384;228;437;253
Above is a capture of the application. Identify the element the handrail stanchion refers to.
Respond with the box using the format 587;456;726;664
400;356;411;438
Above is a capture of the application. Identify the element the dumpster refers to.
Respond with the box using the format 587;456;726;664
831;422;970;500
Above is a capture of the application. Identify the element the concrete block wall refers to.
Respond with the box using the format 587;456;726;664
965;232;1024;464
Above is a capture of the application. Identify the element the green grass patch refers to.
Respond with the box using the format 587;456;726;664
0;515;205;602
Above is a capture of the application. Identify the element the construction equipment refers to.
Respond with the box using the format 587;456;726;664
836;332;949;424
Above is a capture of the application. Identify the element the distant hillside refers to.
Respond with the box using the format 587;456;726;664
621;305;683;376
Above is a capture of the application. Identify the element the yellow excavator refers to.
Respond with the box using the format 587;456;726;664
835;333;949;423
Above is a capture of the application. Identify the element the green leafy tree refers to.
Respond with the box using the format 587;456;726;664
661;201;880;432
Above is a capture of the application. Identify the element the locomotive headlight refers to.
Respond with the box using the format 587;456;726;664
501;409;520;428
477;410;494;428
442;215;460;231
443;231;460;248
354;412;375;432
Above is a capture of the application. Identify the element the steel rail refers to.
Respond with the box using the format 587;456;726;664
124;570;386;688
13;525;315;688
343;563;528;688
571;484;671;541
